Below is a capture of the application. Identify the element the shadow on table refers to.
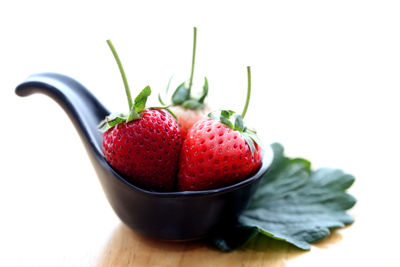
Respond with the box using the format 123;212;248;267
95;224;344;267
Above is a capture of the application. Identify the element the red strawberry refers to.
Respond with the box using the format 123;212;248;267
99;40;182;191
159;27;210;138
178;118;261;191
178;66;262;191
102;109;182;191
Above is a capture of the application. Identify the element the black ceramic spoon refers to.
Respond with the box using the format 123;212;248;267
15;73;273;241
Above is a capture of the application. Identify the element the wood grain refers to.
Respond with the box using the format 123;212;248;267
95;224;307;267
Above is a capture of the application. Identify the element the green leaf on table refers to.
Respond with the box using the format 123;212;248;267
212;143;356;251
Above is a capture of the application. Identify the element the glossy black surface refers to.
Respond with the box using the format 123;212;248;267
15;73;273;240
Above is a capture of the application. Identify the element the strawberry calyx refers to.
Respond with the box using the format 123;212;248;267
208;110;261;155
98;40;172;133
158;27;209;110
98;85;152;133
170;77;208;109
207;66;261;155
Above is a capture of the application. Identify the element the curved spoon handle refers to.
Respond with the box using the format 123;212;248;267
15;72;109;157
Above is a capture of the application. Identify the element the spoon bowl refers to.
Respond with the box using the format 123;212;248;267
15;73;273;240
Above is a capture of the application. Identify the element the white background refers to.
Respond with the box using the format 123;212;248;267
0;0;399;266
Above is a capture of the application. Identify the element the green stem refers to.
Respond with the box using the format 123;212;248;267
188;27;197;95
106;39;133;110
241;66;252;118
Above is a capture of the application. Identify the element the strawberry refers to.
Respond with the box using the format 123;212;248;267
178;67;262;191
102;109;181;191
99;40;182;191
159;27;210;138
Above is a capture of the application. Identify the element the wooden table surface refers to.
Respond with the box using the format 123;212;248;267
1;1;400;266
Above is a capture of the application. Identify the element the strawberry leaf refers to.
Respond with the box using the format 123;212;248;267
98;112;128;133
158;76;174;106
211;143;356;251
220;110;235;118
220;115;233;128
127;107;140;122
172;82;189;105
182;99;204;110
158;92;166;106
164;108;178;120
245;130;262;149
198;77;208;103
208;112;217;120
242;132;256;155
234;114;244;132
